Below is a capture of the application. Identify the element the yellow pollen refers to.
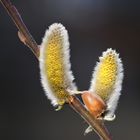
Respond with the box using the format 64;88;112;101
44;30;69;105
95;52;117;100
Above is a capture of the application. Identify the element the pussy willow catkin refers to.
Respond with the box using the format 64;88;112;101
39;23;76;107
90;48;123;116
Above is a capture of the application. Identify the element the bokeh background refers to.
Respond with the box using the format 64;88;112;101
0;0;140;140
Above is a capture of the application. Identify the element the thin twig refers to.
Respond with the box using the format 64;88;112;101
69;96;111;140
0;0;112;140
0;0;39;58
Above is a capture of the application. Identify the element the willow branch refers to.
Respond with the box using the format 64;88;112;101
69;96;111;140
0;0;112;140
0;0;39;58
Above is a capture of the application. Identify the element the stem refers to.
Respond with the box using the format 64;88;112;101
0;0;112;140
0;0;39;58
69;96;111;140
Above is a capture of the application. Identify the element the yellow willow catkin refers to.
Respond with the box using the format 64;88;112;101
96;51;117;100
39;23;76;107
90;49;123;102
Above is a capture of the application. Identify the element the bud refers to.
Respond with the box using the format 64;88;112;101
82;91;106;118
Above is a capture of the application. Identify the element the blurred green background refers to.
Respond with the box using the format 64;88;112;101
0;0;140;140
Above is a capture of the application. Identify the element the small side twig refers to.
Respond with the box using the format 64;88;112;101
0;0;112;140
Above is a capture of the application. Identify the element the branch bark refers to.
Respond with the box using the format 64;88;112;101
0;0;39;58
0;0;112;140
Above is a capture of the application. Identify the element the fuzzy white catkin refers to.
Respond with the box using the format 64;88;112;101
90;48;124;117
39;23;77;106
